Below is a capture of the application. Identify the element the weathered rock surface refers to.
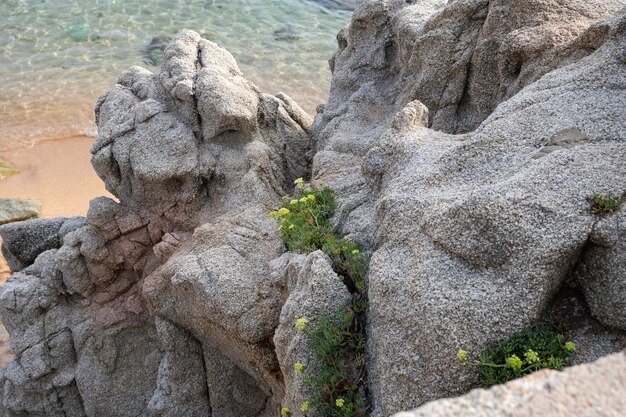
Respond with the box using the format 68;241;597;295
273;251;352;412
0;1;625;416
0;217;83;272
393;350;626;417
0;30;313;417
312;0;626;415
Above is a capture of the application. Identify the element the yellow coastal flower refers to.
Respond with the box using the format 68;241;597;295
335;398;345;408
288;224;295;230
564;341;576;352
299;197;308;203
294;178;304;185
351;249;360;255
281;407;291;417
293;362;305;373
270;210;277;217
506;355;523;370
457;349;467;362
290;199;299;205
524;349;540;364
278;207;290;216
307;194;315;201
300;402;309;412
295;317;309;330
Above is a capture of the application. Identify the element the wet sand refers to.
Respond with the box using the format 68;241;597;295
0;135;113;218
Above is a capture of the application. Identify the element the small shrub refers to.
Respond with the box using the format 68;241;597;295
270;182;337;253
272;179;370;416
457;324;576;386
587;192;625;214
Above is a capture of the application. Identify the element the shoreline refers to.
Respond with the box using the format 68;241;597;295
0;135;113;219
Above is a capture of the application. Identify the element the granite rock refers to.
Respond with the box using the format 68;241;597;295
0;2;625;416
393;350;626;417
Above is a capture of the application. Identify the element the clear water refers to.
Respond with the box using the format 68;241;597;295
0;0;355;151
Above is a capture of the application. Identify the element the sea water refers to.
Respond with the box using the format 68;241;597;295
0;0;356;151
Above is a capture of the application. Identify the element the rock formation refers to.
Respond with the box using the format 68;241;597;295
393;350;626;417
313;0;626;414
1;1;625;416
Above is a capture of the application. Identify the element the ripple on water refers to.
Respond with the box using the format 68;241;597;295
0;0;356;151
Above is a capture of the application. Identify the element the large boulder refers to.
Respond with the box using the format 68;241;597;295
311;0;626;415
393;350;626;417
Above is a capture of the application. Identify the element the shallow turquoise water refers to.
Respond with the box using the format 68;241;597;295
0;0;354;150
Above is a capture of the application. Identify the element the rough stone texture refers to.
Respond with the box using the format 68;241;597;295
147;317;210;417
393;350;626;417
1;1;626;416
311;1;626;415
0;30;312;417
0;199;41;225
273;251;352;412
575;209;626;329
0;217;84;272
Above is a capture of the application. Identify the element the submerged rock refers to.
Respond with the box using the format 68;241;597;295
273;26;301;42
65;22;92;42
311;0;359;11
143;36;171;66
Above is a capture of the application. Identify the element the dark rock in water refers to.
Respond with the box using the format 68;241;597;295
66;22;92;42
308;0;359;11
143;36;171;66
273;26;301;42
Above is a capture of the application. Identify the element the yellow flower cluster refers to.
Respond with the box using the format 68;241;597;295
564;341;576;352
295;317;309;330
300;402;309;412
281;407;291;416
524;349;540;364
506;355;523;370
287;194;316;206
457;349;468;361
294;362;305;373
335;398;345;408
270;207;291;219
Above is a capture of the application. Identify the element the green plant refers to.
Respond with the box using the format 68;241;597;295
587;192;625;214
272;179;369;416
457;324;576;386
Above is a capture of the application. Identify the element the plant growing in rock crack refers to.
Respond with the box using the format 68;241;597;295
587;191;625;214
272;178;370;416
457;323;576;386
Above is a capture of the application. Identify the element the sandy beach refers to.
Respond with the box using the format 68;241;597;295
0;135;113;218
